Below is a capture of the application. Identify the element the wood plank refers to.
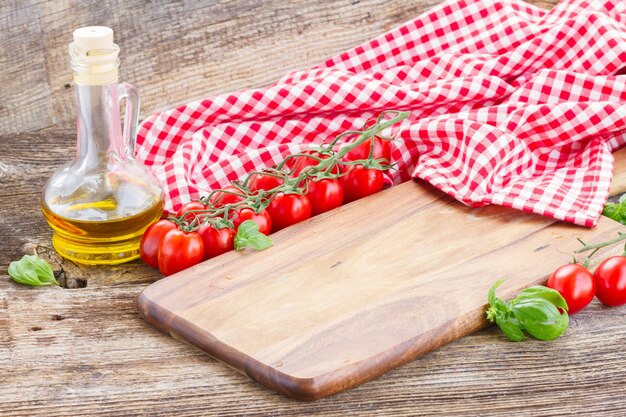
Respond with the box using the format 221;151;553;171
138;179;625;400
3;271;626;417
0;1;55;133
0;0;443;135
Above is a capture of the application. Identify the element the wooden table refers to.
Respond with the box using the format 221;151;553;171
2;0;626;415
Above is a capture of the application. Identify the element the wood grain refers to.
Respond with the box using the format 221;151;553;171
5;0;626;415
138;180;625;400
0;0;442;134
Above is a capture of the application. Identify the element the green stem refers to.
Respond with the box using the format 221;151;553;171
574;232;626;254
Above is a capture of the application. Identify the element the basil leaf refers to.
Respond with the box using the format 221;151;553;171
486;280;569;342
9;259;33;279
603;197;626;225
618;202;626;220
234;220;273;251
511;298;557;324
514;286;569;312
28;255;55;279
8;261;40;286
602;203;620;221
495;315;526;342
486;280;510;323
8;255;59;287
524;311;569;341
511;298;569;341
488;279;504;307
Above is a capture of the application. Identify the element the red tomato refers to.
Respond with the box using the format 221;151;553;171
343;136;392;167
593;256;626;306
287;150;338;176
140;219;178;269
267;193;312;232
231;208;272;235
249;173;284;193
175;201;208;223
197;223;236;260
306;178;343;215
547;264;595;314
339;165;384;203
157;229;204;276
208;186;245;208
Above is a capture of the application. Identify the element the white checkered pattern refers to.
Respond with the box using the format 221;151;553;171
136;0;626;227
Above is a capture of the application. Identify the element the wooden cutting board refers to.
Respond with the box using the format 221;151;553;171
138;151;626;401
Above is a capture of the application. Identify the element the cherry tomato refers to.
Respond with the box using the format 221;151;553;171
208;186;245;208
267;193;312;232
339;165;384;203
306;178;343;215
140;219;178;269
287;150;338;176
157;229;204;276
197;223;236;260
249;173;284;193
176;201;208;223
593;256;626;306
231;207;272;235
343;136;392;167
547;264;595;314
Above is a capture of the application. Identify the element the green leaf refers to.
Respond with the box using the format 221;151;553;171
485;281;570;343
602;203;620;221
486;280;526;341
511;297;569;341
513;286;569;312
8;255;59;287
8;262;39;286
234;220;273;251
495;315;526;342
618;201;626;217
488;279;505;307
511;298;557;324
603;198;626;225
524;310;569;341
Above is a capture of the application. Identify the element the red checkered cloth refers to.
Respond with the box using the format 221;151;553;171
136;0;626;227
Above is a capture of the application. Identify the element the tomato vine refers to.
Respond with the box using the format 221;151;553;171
170;110;410;231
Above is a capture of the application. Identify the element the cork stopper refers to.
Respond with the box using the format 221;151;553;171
70;26;119;86
73;26;114;55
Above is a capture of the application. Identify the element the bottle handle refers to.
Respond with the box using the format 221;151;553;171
118;82;140;157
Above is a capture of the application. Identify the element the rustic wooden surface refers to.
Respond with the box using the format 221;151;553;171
3;0;626;415
1;0;446;134
139;180;625;401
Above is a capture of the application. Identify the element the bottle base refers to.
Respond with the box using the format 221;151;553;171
52;233;142;265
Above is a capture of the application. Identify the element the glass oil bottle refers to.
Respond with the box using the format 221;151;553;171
41;26;164;265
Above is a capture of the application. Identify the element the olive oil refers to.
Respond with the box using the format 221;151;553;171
41;26;164;265
42;175;163;265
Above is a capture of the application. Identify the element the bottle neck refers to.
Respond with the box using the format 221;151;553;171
75;83;124;169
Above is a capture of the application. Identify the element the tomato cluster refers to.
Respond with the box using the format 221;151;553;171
139;111;410;277
547;256;626;313
140;215;234;276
